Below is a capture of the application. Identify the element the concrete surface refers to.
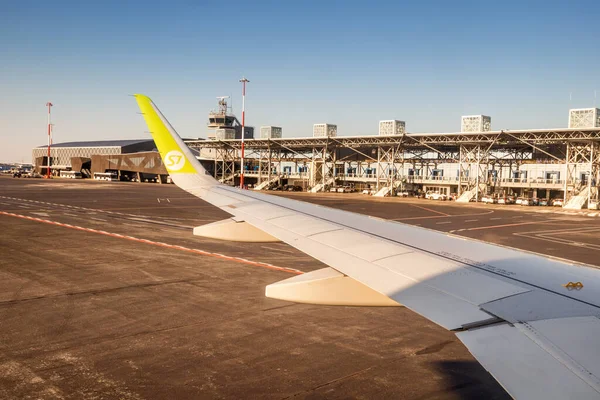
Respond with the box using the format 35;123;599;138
4;176;598;399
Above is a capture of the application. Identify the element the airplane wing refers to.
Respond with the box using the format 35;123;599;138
134;94;600;399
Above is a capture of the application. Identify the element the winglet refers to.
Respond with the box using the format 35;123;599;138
133;94;218;190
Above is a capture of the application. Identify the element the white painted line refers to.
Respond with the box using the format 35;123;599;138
436;221;451;225
464;219;478;222
261;246;295;254
490;217;501;220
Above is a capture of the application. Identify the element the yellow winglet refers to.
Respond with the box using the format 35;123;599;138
134;94;197;174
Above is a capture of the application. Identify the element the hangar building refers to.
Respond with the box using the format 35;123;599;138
32;139;169;181
32;139;214;183
33;139;157;172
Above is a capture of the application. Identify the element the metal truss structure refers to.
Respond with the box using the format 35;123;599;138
185;127;600;206
564;142;600;205
213;147;237;182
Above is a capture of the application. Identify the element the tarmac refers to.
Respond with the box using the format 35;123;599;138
1;176;599;399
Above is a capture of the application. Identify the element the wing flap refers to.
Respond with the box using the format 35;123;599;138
458;318;600;399
481;290;600;323
523;317;600;385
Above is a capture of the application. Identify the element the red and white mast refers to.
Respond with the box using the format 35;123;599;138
46;102;53;178
239;77;249;188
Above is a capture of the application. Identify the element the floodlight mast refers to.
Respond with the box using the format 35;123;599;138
239;77;249;188
46;102;53;178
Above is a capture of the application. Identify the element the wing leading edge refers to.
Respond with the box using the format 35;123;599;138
134;94;600;399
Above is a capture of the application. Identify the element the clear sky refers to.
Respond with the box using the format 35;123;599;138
1;0;599;162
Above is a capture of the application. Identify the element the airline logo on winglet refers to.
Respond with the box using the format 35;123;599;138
134;94;198;175
164;150;186;171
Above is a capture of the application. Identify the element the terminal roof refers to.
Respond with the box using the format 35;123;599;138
39;139;153;148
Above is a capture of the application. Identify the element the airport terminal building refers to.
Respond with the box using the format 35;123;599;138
32;108;600;209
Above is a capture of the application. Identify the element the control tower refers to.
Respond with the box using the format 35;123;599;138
207;97;253;140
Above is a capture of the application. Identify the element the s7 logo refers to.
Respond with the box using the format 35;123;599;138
164;150;186;171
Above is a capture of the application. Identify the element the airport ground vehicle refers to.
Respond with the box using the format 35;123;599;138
499;197;514;204
59;170;82;179
481;196;497;204
520;198;534;206
498;196;516;204
425;191;447;200
283;184;302;192
93;172;118;181
552;198;564;207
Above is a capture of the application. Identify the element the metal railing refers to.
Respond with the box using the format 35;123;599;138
499;178;565;185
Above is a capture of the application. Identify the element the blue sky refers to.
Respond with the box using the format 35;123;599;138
1;0;599;162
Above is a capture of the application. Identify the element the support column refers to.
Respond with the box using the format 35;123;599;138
563;144;570;204
376;147;381;191
588;144;593;207
268;144;272;184
214;151;218;179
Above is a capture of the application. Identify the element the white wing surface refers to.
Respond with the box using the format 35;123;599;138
134;94;600;399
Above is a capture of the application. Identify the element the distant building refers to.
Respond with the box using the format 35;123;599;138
207;97;254;140
214;128;236;140
461;115;491;133
260;126;282;139
313;124;337;138
32;139;157;173
569;108;600;128
379;120;405;136
31;138;216;182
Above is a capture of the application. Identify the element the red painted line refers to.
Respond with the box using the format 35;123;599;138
0;211;303;275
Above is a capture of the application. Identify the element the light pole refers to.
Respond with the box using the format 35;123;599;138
239;77;249;188
46;102;53;178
